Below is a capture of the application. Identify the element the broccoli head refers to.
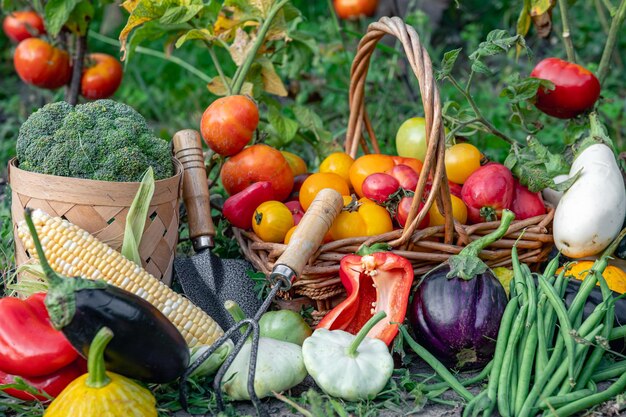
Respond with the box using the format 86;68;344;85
16;100;174;182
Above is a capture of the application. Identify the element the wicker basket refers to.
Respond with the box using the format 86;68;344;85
9;158;183;285
234;17;554;322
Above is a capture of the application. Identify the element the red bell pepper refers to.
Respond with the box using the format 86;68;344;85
0;293;78;377
0;358;85;401
222;181;275;229
317;249;414;345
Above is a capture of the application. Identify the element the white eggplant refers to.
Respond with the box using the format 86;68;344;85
553;142;626;258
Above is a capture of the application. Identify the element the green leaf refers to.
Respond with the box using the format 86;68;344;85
121;167;155;265
175;28;216;48
44;0;80;36
471;59;491;75
293;105;332;144
258;57;287;96
437;48;462;80
65;0;94;35
159;4;203;24
504;139;572;192
268;106;298;145
500;75;553;104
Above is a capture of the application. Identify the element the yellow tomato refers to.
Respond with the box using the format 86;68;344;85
348;154;395;197
281;151;308;176
329;196;393;240
428;195;468;226
299;172;350;211
444;143;482;184
252;201;294;243
284;225;297;244
319;152;354;183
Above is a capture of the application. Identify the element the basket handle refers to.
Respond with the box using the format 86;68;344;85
343;16;454;246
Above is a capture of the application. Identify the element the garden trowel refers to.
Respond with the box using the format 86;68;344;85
172;129;262;331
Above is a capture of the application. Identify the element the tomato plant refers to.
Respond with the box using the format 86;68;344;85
3;11;45;42
386;164;419;191
221;144;294;201
530;58;600;119
330;196;393;241
396;196;429;229
201;95;259;156
281;151;307;176
349;154;395;197
299;172;350;211
80;53;123;100
428;195;468;226
13;38;71;89
444;143;482;184
333;0;378;19
319;152;354;183
461;163;514;223
362;173;400;203
253;201;294;243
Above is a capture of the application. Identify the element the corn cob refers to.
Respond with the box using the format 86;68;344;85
17;209;223;348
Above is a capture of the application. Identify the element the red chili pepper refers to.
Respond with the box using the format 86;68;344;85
530;58;601;119
222;181;275;229
317;250;414;345
0;358;85;401
0;293;78;377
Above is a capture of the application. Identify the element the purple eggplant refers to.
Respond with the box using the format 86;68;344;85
409;210;514;370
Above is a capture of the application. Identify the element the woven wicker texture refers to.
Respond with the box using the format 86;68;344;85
234;17;554;316
9;158;182;285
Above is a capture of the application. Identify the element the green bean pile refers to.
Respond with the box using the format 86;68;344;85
403;228;626;417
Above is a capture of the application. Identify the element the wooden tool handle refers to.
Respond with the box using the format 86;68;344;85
274;188;343;281
172;129;215;249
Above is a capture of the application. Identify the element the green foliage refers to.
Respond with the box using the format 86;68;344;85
16;100;173;182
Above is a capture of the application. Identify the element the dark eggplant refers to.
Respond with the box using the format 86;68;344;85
24;209;189;384
409;210;513;370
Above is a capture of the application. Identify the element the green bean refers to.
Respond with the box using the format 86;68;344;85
610;325;626;340
497;304;529;417
544;268;568;344
514;322;537;415
522;264;537;327
463;389;489;417
592;360;626;382
535;295;548;380
425;387;448;399
542;255;560;281
421;361;493;392
553;371;626;417
399;326;474;402
511;246;527;307
537;388;594;409
483;296;520;417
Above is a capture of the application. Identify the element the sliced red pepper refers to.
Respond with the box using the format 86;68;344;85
0;293;78;377
0;358;85;401
317;251;414;345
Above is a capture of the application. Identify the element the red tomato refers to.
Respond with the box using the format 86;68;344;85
392;156;423;174
13;38;71;89
362;173;400;203
511;180;546;220
349;154;395;197
80;53;123;100
221;144;294;201
461;163;514;223
386;164;419;191
2;11;45;42
285;200;305;225
201;95;259;156
333;0;378;19
530;58;601;119
396;196;429;229
425;181;463;199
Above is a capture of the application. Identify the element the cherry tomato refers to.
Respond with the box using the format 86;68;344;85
13;38;71;89
396;196;429;229
428;194;468;226
511;180;546;220
333;0;378;19
349;154;395;197
201;95;259;156
530;58;600;119
284;226;297;244
221;144;293;201
299;172;350;211
362;173;400;203
80;53;123;100
425;181;463;199
386;164;419;191
319;152;354;183
330;196;393;240
392;156;423;175
285;200;305;225
281;151;307;177
396;117;429;162
461;163;514;223
444;143;482;184
3;11;45;42
253;201;294;243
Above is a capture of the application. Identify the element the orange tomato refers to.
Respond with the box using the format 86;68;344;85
284;225;297;244
348;154;395;197
319;152;354;183
281;151;308;176
253;201;294;243
428;195;468;226
299;173;350;211
392;156;423;175
329;196;393;240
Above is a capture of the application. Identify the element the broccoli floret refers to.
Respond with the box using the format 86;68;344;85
16;100;174;182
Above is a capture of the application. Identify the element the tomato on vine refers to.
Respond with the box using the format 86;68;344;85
253;201;294;243
3;11;45;42
81;53;123;100
13;38;71;89
201;95;259;156
444;143;482;184
333;0;378;19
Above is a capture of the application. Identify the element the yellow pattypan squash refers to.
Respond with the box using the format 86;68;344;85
557;262;626;294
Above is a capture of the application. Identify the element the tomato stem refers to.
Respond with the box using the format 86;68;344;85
598;0;626;84
557;0;577;63
66;32;88;105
